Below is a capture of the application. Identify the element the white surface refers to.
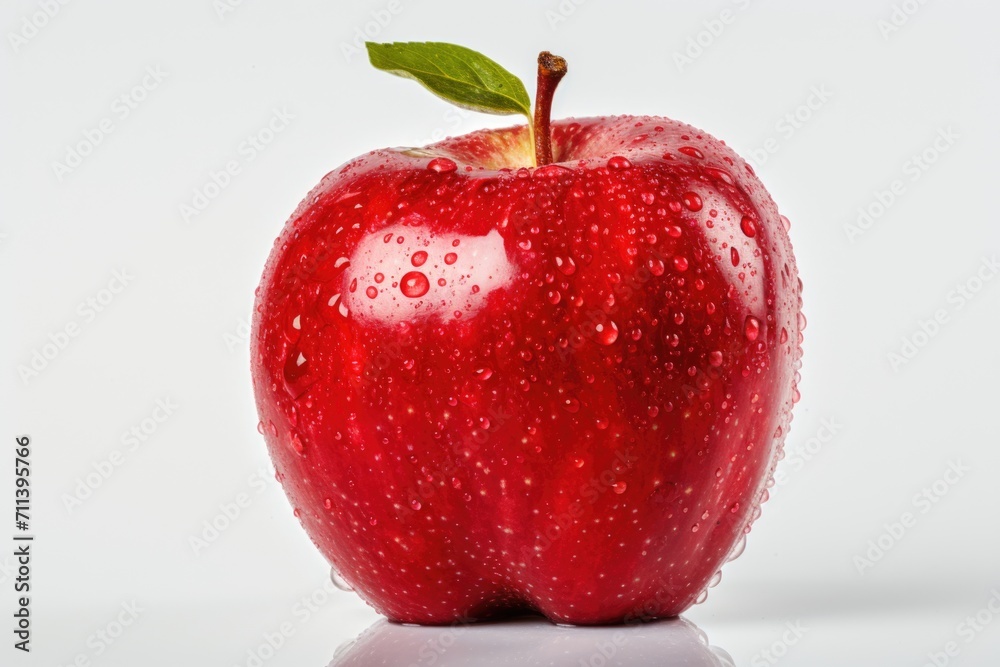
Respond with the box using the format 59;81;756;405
2;1;998;664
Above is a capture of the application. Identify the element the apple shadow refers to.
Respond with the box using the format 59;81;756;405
326;615;733;666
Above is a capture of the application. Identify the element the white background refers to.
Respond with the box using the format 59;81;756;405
2;1;999;665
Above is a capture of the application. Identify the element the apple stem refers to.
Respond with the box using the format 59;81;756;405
533;51;567;167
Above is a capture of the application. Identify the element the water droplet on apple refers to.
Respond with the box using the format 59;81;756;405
330;568;354;591
288;433;305;455
704;167;734;185
607;156;632;170
323;498;333;510
744;315;761;341
613;481;627;494
798;312;807;330
640;192;655;205
410;499;422;511
595;320;619;345
673;256;689;272
555;256;576;275
727;535;747;561
678;146;704;159
475;367;493;381
547;290;561;304
573;457;585;468
730;247;740;266
256;420;265;435
647;257;665;276
666;225;683;238
411;250;428;267
399;271;430;298
332;639;356;661
740;215;757;237
780;214;791;231
427;157;457;173
691;523;700;533
444;252;458;265
562;397;581;413
682;192;703;211
534;164;574;178
779;327;789;344
365;286;378;299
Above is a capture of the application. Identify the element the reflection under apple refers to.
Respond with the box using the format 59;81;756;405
328;616;733;666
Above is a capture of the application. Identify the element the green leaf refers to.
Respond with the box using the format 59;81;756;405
366;42;531;118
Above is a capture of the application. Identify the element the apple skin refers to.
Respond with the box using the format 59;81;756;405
251;115;803;625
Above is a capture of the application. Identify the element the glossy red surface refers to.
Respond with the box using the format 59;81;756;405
251;116;803;624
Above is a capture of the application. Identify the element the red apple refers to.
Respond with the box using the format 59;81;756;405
251;44;803;625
